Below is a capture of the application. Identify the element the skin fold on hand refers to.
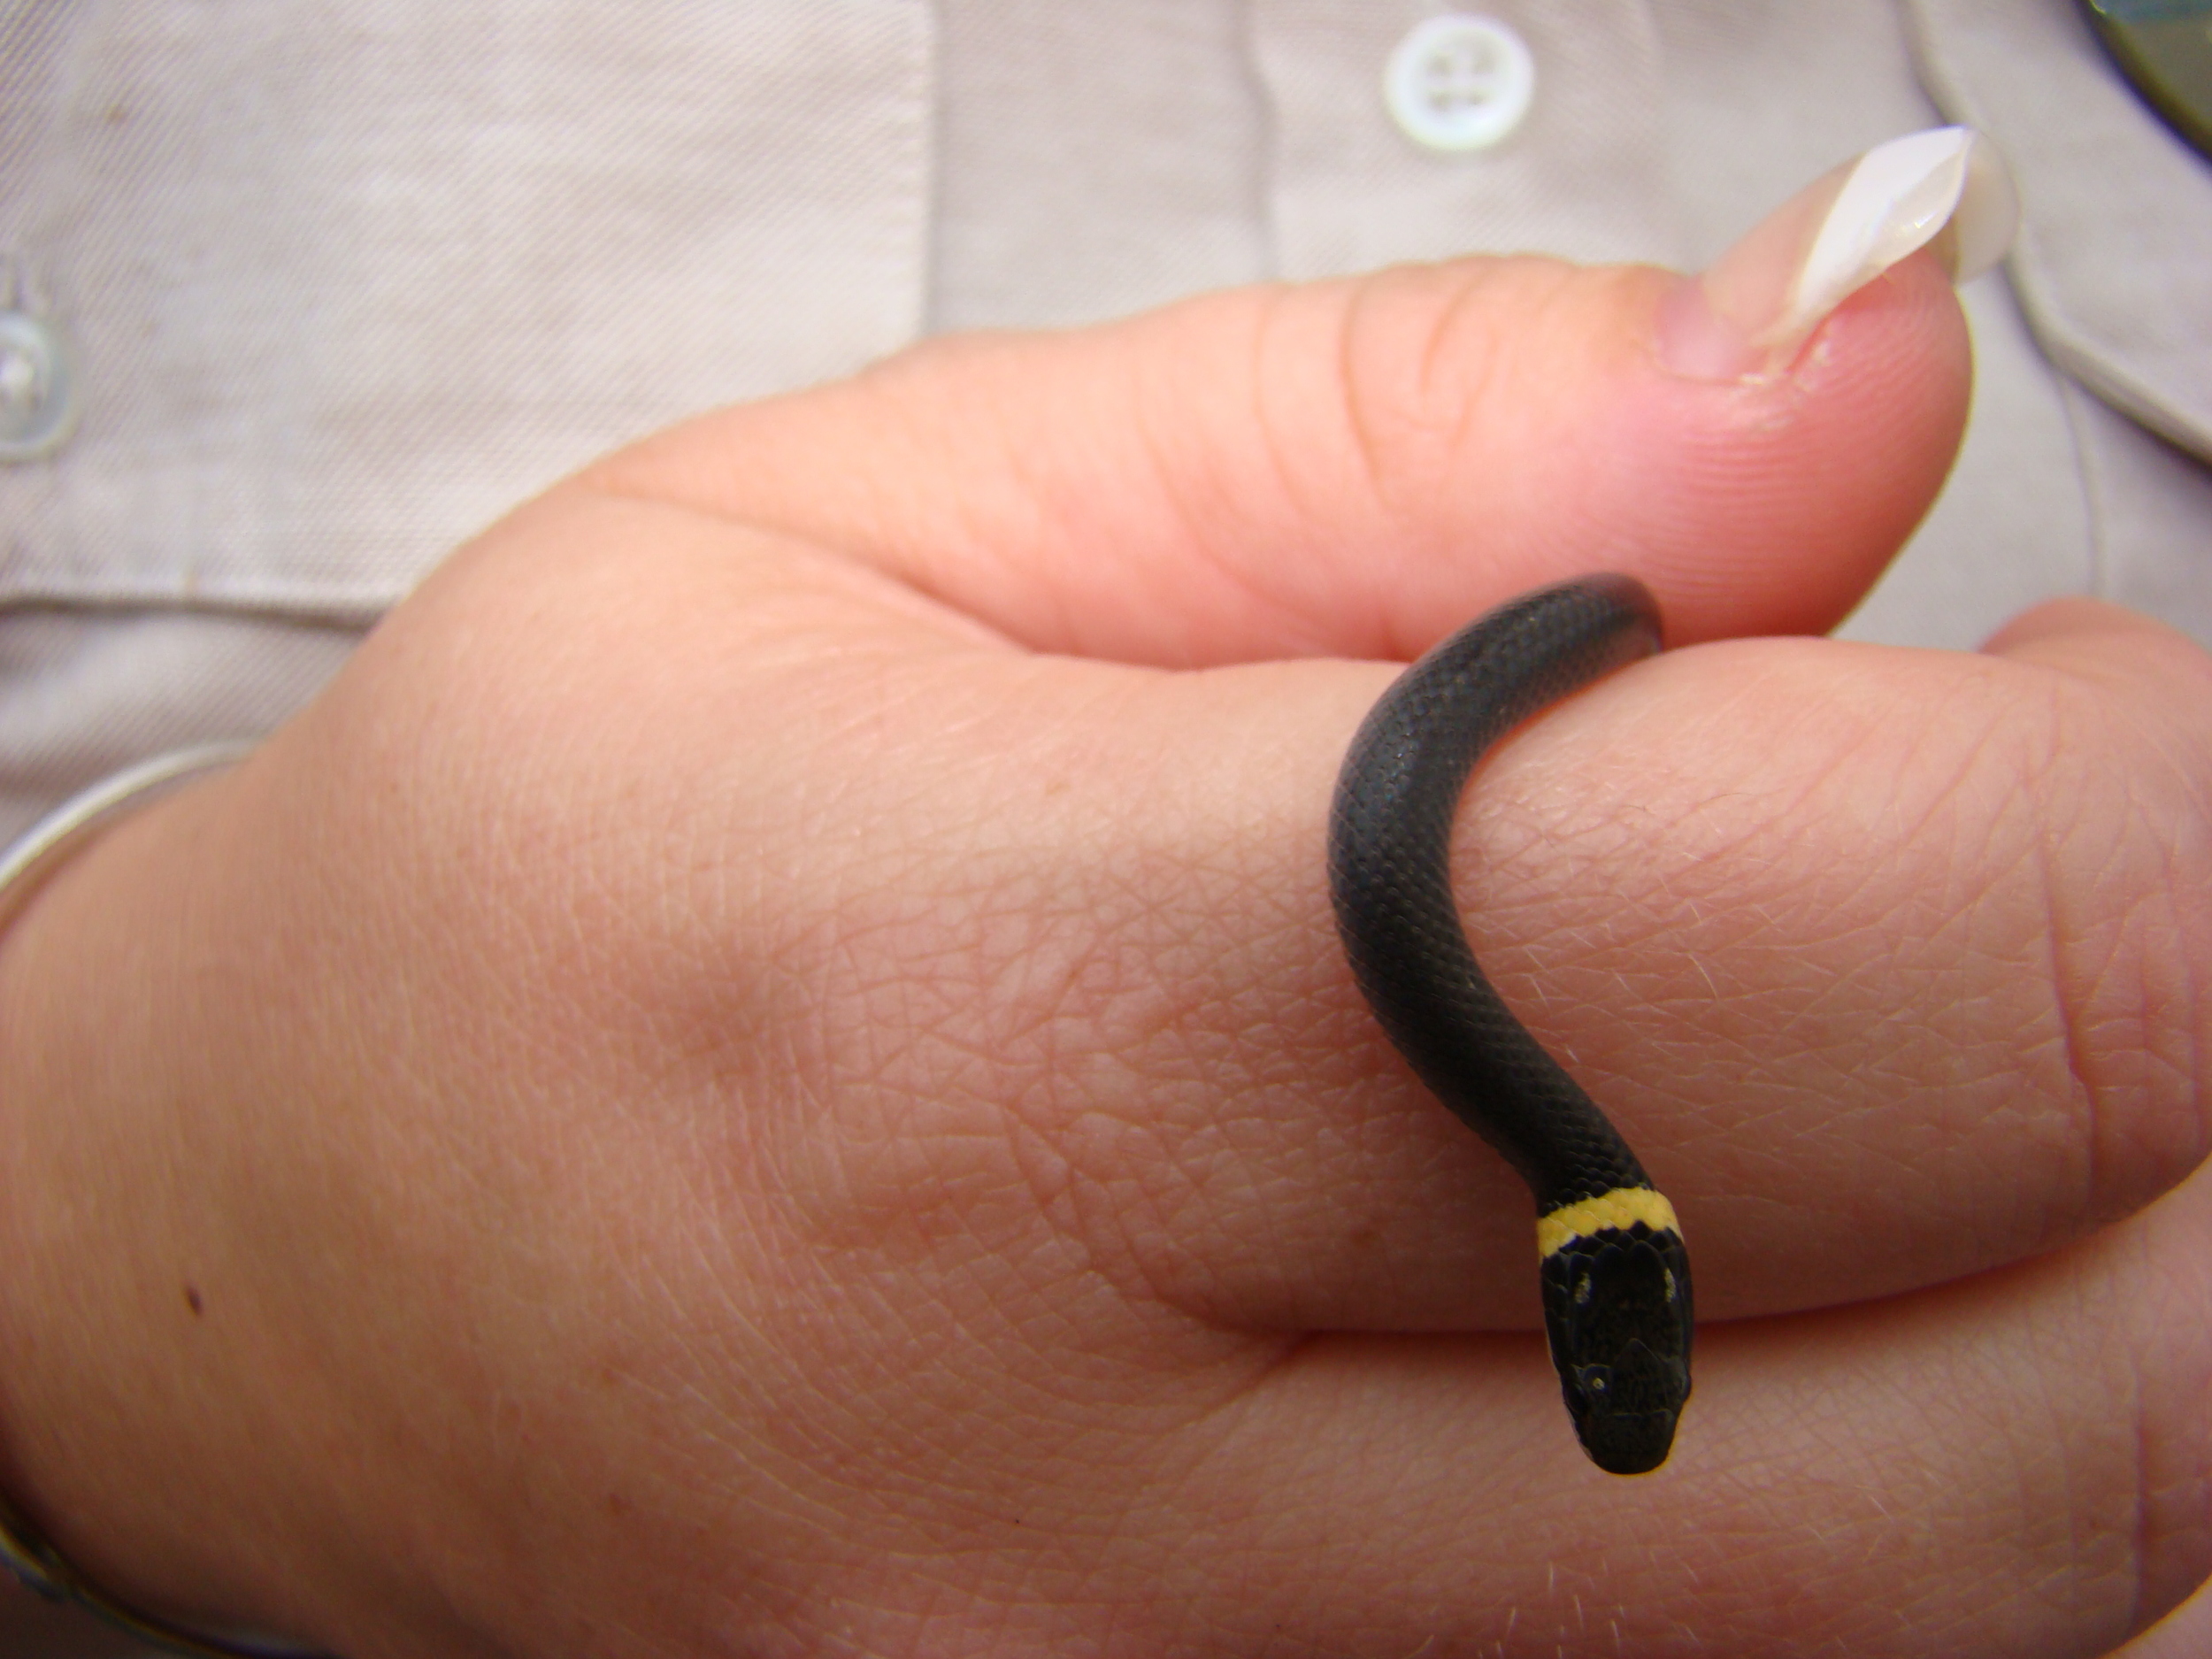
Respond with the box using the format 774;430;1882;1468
0;252;2204;1658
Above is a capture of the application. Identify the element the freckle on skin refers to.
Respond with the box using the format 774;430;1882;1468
184;1285;204;1316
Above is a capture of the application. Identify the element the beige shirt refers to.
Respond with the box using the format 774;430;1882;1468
2;4;2210;1652
0;1;2208;849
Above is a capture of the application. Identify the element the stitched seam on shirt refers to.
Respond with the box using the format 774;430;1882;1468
0;577;396;628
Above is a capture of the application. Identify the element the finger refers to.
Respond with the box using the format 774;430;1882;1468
798;594;2206;1332
1119;1151;2212;1659
581;250;1970;665
897;619;2211;1333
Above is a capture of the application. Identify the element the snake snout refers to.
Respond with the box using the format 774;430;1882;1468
1571;1340;1687;1474
1543;1222;1694;1473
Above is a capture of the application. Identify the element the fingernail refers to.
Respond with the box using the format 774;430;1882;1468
1658;127;2018;381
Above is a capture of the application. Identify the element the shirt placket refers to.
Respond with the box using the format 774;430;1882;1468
1248;0;1682;280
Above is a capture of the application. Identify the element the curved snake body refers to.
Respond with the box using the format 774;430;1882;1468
1327;575;1693;1475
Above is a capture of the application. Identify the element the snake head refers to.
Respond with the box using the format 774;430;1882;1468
1539;1223;1694;1475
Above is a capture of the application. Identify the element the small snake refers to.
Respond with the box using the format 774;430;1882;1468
1327;575;1693;1475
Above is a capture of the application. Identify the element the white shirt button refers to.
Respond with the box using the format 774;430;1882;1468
0;311;77;462
1384;14;1536;154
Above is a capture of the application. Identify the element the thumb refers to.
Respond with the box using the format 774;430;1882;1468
587;137;1994;665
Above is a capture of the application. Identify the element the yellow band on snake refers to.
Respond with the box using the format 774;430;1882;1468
1536;1187;1681;1258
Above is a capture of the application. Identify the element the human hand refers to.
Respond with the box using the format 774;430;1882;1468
0;230;2205;1655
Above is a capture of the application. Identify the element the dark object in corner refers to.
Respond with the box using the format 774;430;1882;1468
2079;0;2212;163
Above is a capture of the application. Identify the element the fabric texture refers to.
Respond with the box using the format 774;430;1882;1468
0;0;2200;821
0;0;933;616
1907;0;2212;463
1255;0;1678;274
931;0;1269;328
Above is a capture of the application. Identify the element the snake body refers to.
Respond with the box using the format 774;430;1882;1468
1327;575;1693;1475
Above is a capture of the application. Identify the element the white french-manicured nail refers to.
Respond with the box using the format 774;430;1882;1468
1658;127;2019;382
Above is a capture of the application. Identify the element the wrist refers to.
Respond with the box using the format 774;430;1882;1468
0;749;330;1654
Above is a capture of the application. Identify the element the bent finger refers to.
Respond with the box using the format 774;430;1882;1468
1153;1153;2212;1657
